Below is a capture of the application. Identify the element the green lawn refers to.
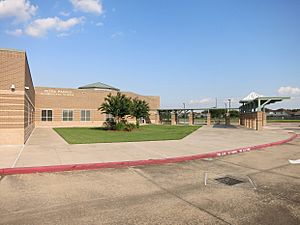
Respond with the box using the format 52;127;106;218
54;125;201;144
267;120;300;123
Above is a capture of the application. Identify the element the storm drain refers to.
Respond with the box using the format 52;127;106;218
215;176;244;186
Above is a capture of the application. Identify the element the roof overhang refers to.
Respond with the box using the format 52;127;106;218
239;96;290;104
239;96;290;112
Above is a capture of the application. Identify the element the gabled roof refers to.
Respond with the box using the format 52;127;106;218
241;92;264;102
78;82;120;91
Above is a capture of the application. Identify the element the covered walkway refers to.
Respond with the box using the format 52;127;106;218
156;108;239;126
239;92;290;130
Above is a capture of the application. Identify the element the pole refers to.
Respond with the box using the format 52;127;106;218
183;103;186;125
227;99;231;114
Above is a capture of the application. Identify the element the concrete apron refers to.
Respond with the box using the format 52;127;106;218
0;126;298;175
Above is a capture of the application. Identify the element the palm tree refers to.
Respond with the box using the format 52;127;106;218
130;98;150;128
98;92;132;123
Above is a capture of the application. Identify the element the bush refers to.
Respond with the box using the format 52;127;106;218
113;121;136;131
103;118;116;130
125;123;136;131
116;122;126;131
104;118;136;132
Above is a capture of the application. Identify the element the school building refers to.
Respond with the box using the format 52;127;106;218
0;48;160;145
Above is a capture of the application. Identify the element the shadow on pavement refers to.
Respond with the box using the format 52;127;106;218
212;124;238;129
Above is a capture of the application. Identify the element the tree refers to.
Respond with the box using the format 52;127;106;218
229;110;239;118
130;98;150;128
98;92;132;123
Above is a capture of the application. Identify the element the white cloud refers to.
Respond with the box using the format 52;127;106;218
5;28;23;36
0;0;37;22
70;0;102;14
25;16;84;37
278;86;300;96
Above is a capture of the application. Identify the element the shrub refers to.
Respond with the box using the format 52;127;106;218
103;118;116;130
116;122;126;131
113;121;136;131
125;123;136;131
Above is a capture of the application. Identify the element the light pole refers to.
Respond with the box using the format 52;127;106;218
228;99;231;113
183;103;186;125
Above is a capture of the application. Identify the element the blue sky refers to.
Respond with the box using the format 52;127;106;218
1;0;300;109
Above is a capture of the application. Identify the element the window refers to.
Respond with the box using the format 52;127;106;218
41;110;52;121
81;110;91;121
63;110;73;121
27;102;34;125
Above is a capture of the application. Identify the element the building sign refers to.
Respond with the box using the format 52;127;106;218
41;89;74;97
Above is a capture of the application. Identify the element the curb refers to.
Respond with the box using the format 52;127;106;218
0;133;298;176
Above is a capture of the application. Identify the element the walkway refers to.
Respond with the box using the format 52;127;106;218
0;125;296;170
1;136;300;225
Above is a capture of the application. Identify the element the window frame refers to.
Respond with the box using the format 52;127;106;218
62;109;73;121
80;110;91;121
41;109;53;122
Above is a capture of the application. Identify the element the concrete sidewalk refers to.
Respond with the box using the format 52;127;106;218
1;137;300;225
0;125;295;169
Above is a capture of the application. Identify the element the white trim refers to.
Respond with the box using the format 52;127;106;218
80;109;91;122
41;109;53;122
62;109;74;121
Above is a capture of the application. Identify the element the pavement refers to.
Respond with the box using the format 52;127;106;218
0;124;297;171
0;125;299;225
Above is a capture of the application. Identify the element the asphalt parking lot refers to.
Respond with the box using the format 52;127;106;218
0;127;299;225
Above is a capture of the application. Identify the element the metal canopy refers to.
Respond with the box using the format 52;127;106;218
239;96;290;113
158;107;239;112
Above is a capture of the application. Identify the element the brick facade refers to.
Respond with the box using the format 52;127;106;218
34;87;159;127
0;49;160;144
0;49;35;144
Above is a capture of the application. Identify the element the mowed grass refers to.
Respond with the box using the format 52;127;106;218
267;120;300;123
54;125;201;144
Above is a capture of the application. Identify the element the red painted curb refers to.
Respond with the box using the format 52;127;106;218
0;133;298;176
